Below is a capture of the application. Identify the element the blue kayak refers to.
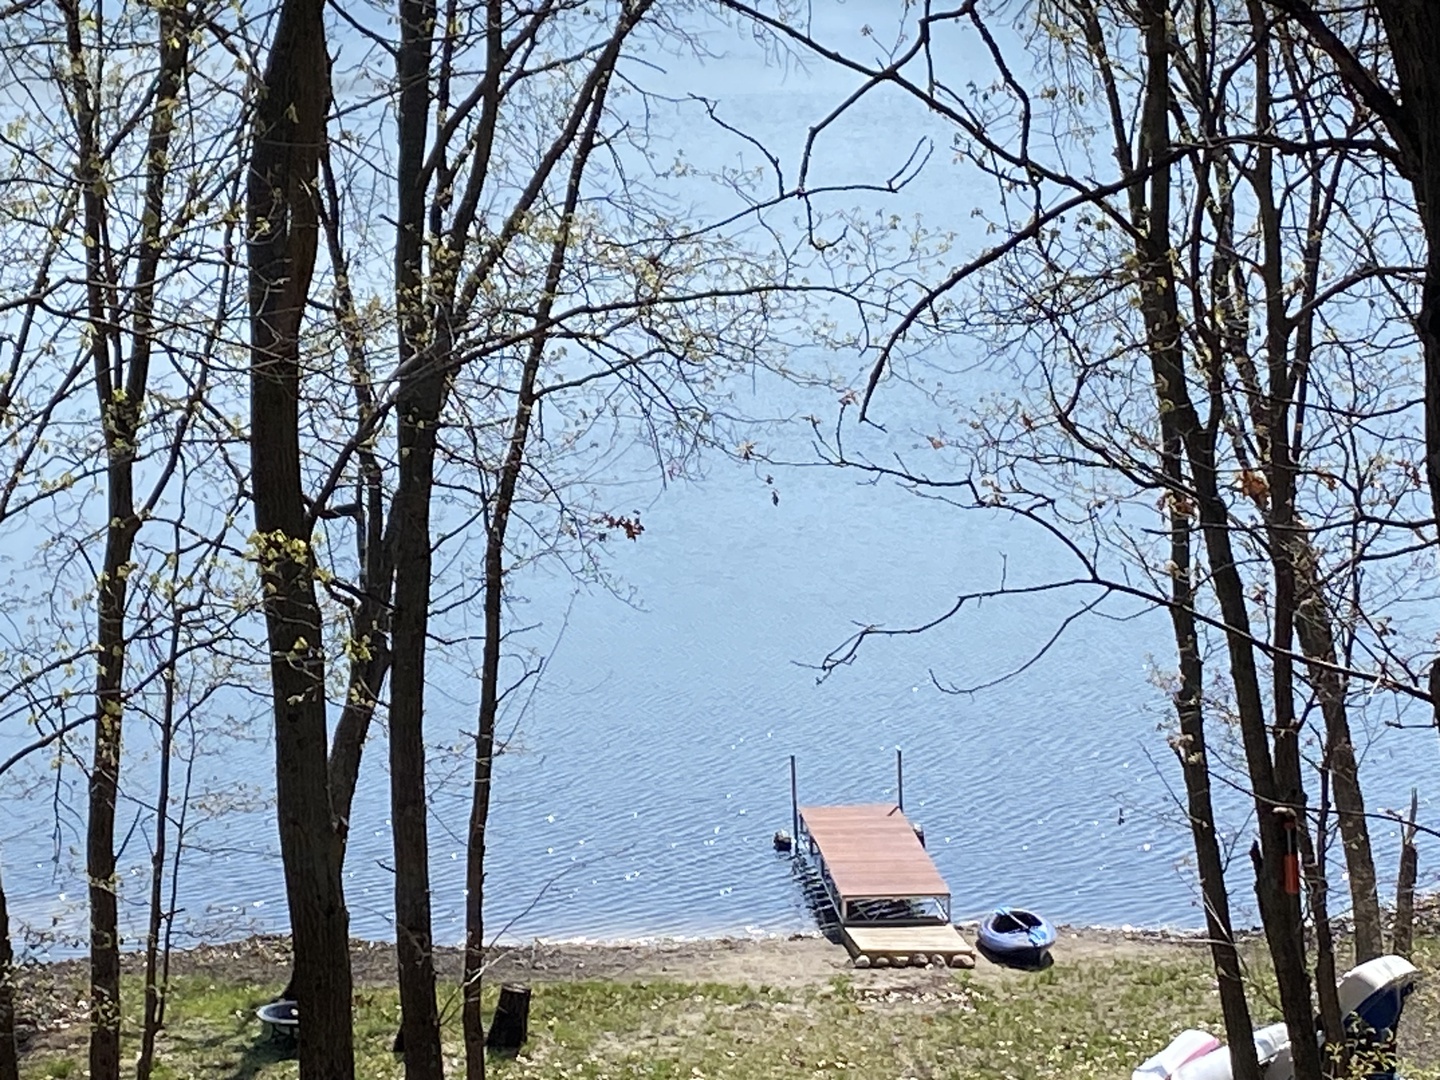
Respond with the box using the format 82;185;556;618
977;907;1056;965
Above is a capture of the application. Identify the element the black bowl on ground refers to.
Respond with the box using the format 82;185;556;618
256;999;299;1044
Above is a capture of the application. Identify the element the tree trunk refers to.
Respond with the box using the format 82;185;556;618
461;39;622;1073
137;598;187;1080
1244;13;1316;1022
462;717;494;1079
387;0;444;1072
319;119;393;861
1393;789;1419;958
0;865;16;1080
1300;769;1347;1072
1132;2;1319;1072
1289;572;1382;963
1155;141;1258;1063
1165;501;1260;1079
55;2;132;1073
1274;0;1440;767
87;472;135;1080
1227;0;1385;969
1369;1;1440;584
258;120;395;1016
135;13;192;1076
1178;329;1321;1080
137;629;179;1080
1239;18;1339;1051
248;1;353;1076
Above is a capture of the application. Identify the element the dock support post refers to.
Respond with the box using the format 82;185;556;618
790;754;799;854
896;748;904;813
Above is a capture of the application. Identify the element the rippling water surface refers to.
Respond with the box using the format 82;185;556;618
8;448;1436;956
3;1;1438;958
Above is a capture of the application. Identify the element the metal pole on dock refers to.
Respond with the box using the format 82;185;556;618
896;747;904;813
789;754;799;852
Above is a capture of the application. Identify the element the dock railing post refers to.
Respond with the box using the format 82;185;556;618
789;754;799;854
896;748;904;813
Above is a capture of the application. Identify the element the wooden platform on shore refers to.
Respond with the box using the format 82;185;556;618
842;924;975;967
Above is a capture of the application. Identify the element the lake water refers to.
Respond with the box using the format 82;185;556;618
7;423;1436;956
2;1;1438;959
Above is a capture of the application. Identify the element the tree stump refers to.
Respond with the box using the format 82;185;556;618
487;983;531;1056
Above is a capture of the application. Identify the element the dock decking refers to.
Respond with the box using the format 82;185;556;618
797;803;974;966
843;924;975;967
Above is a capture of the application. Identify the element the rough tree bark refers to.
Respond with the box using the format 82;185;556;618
54;0;133;1071
386;0;444;1071
247;0;354;1076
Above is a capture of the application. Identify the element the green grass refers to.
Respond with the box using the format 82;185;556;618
17;947;1439;1080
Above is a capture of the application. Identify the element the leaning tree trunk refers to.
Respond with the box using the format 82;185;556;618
319;144;394;854
248;1;354;1076
1241;9;1333;1014
1164;489;1261;1080
1289;554;1382;963
1223;0;1386;966
1176;363;1319;1080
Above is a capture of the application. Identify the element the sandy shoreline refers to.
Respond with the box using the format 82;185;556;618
9;924;1210;1048
18;923;1214;993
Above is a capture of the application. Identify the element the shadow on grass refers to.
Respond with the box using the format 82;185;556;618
147;1016;294;1080
225;1030;295;1080
976;941;1055;972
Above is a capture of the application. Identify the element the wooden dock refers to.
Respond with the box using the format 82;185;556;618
843;924;976;967
798;803;975;968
